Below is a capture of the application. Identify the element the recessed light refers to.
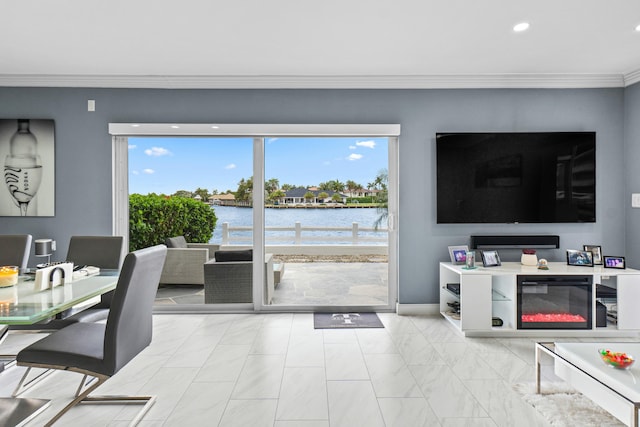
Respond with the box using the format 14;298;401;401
513;22;530;32
211;125;219;129
171;125;179;129
131;124;140;127
636;24;640;32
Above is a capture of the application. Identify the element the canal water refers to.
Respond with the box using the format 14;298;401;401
210;205;386;244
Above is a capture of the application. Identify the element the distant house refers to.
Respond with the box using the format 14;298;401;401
344;188;380;198
282;187;347;204
209;193;236;205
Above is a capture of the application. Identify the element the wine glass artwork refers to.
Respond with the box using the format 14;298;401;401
4;119;43;216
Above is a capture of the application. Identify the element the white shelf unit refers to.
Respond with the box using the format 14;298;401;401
439;262;640;337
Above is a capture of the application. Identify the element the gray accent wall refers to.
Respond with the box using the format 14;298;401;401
625;82;640;268
0;87;627;304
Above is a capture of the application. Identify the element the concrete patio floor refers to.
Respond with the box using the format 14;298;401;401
154;262;389;306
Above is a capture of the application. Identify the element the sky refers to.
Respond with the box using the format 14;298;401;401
128;136;389;195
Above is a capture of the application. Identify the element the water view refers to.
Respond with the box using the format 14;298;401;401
210;205;386;245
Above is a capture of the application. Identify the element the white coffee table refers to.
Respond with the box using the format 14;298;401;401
536;342;640;426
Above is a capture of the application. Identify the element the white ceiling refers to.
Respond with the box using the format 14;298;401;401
2;0;640;89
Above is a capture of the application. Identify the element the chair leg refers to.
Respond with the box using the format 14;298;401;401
43;373;107;427
42;372;156;427
12;366;56;397
74;374;90;397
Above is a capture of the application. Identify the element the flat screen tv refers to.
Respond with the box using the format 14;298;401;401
436;132;596;224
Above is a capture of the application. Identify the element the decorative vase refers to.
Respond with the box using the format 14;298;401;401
521;253;538;266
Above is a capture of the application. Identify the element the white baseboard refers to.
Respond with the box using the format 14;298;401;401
396;303;440;316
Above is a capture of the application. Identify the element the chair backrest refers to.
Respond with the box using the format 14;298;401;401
66;236;124;269
103;244;167;374
0;234;32;270
165;236;188;248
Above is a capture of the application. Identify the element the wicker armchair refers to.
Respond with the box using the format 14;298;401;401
159;236;220;285
204;252;274;304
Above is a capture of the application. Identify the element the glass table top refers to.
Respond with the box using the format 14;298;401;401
0;271;118;325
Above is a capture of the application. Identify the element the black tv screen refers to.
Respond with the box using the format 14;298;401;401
436;132;596;224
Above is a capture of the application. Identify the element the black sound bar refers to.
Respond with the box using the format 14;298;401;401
470;235;560;249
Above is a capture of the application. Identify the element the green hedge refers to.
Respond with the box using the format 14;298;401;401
129;194;217;251
347;197;374;203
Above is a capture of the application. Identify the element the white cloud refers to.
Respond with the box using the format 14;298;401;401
323;161;331;166
347;153;363;161
349;145;357;150
225;163;236;170
128;144;137;150
143;169;155;174
144;147;171;156
131;170;139;175
356;140;376;149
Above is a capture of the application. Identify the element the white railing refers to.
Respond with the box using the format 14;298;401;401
220;221;388;245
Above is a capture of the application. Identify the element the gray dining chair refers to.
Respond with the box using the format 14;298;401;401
13;244;167;426
0;234;32;270
60;235;124;323
0;324;7;372
9;236;124;331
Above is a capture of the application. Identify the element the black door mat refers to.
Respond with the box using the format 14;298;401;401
313;312;384;329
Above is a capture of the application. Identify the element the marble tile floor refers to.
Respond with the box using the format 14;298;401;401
0;313;629;426
154;262;389;306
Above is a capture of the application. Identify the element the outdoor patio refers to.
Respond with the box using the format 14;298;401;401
154;261;389;306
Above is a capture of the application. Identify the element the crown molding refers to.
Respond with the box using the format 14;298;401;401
624;69;640;87
0;73;628;89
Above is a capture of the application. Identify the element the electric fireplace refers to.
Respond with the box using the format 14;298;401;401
517;275;592;329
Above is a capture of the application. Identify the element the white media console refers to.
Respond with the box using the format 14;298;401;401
440;262;640;337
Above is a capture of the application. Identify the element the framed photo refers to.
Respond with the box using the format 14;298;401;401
481;250;501;267
448;245;469;265
583;245;602;265
566;249;593;267
0;119;55;216
604;256;626;269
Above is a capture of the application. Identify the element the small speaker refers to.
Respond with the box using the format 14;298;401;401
470;235;559;249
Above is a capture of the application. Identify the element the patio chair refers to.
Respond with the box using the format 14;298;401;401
0;234;32;270
203;249;274;303
160;236;220;285
13;244;167;426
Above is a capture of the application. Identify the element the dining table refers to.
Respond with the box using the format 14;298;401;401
0;269;119;427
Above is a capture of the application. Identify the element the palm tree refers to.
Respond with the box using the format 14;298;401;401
304;191;315;203
345;180;361;196
372;169;388;230
268;189;285;203
318;191;329;202
193;187;210;201
266;178;280;194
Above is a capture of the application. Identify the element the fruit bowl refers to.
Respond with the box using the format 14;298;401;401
599;349;635;369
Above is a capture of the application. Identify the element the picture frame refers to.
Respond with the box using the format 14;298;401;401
566;249;594;267
481;250;501;267
448;245;469;265
604;256;626;269
583;245;602;265
0;119;56;217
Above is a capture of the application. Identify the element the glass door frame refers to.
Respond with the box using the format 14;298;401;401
109;123;400;313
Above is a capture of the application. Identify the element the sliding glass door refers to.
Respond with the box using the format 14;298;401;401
110;124;399;313
262;136;392;310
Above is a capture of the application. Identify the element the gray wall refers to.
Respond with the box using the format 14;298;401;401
625;82;640;268
0;87;627;304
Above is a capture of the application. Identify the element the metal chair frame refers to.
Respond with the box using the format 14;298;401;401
14;363;155;427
